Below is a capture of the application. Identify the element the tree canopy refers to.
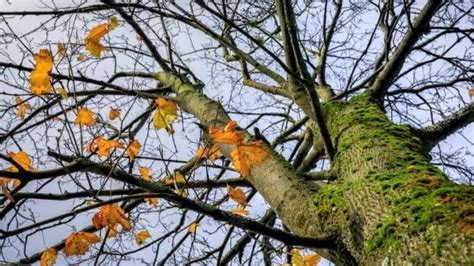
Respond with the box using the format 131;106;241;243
0;1;473;265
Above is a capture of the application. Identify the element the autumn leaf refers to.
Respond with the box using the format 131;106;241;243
57;43;66;57
0;150;33;201
90;136;124;158
85;24;108;58
15;96;32;120
232;207;249;216
188;222;198;235
164;171;188;197
108;16;119;30
209;120;245;145
107;225;117;238
139;166;151;181
30;49;53;95
109;107;121;120
127;139;141;160
75;108;96;127
92;203;132;232
146;197;158;208
56;87;68;100
7;150;33;171
230;140;268;177
136;34;144;41
135;229;151;246
153;98;178;135
227;185;247;207
195;145;222;161
291;249;321;266
77;54;86;61
469;88;474;98
40;248;57;266
63;232;101;256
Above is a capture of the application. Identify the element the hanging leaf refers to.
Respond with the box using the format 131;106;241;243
56;87;68;100
227;185;247;207
75;108;96;127
107;225;117;238
145;197;158;208
127;139;141;160
108;16;119;30
84;24;108;58
40;248;57;266
139;166;151;181
188;222;198;235
30;49;53;95
135;230;151;246
94;136;124;158
195;145;222;161
230;140;268;177
15;96;32;120
109;107;121;120
469;87;474;98
291;249;321;266
63;232;101;257
92;203;132;232
232;207;249;216
57;43;66;57
209;120;245;145
153;98;178;135
77;54;86;61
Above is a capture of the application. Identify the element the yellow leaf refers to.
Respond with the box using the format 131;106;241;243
16;96;32;120
109;107;121;120
63;232;101;256
75;108;96;126
290;249;320;266
77;54;86;61
127;139;141;160
40;248;57;266
57;43;66;57
302;253;321;265
135;230;151;246
85;24;109;58
92;203;132;232
107;225;117;238
195;145;222;161
232;207;249;216
209;120;245;145
7;150;33;170
56;87;68;100
291;249;304;266
94;136;124;158
153;98;178;135
108;16;119;30
230;140;268;177
146;197;158;208
139;166;151;181
188;222;198;235
227;185;247;207
30;49;53;95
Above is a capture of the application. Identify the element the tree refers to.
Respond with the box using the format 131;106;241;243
0;0;473;265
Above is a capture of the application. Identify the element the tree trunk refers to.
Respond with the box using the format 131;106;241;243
314;93;474;264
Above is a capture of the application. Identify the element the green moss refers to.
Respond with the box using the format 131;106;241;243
366;219;398;251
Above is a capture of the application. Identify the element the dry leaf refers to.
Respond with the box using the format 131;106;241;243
127;139;141;160
56;87;68;100
108;16;118;30
94;136;124;158
135;230;151;246
230;140;268;177
30;49;53;95
153;98;178;135
92;203;132;232
40;248;57;266
195;145;222;161
107;225;117;238
15;96;32;120
232;207;249;216
77;54;86;61
139;166;151;181
291;249;321;266
109;108;121;120
85;24;108;58
146;197;158;208
209;120;245;145
63;232;101;256
469;88;474;98
57;43;66;57
188;222;198;235
75;108;96;127
227;185;247;207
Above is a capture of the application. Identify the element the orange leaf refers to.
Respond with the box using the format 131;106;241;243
30;49;53;95
56;87;68;100
291;249;321;266
232;207;249;216
127;140;141;160
107;225;117;238
85;24;109;58
135;230;151;246
109;107;121;120
188;222;198;235
94;136;124;158
230;141;268;177
227;185;247;207
195;145;222;161
75;108;96;126
40;248;57;266
146;197;158;208
469;88;474;98
63;232;101;256
92;203;132;232
209;120;244;145
16;96;32;120
139;167;151;181
153;98;178;135
57;43;66;57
